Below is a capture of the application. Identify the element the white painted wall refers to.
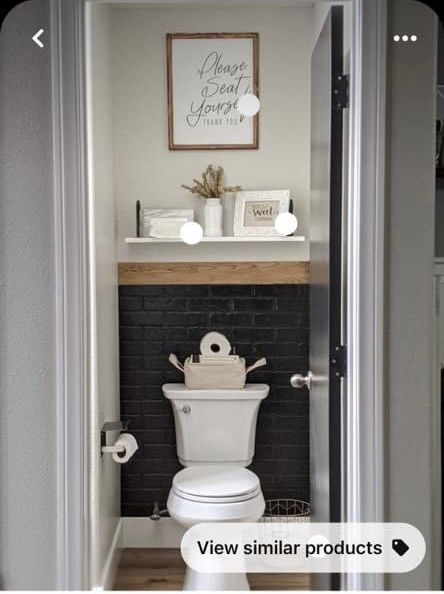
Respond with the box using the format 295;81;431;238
385;0;438;588
86;3;121;589
0;0;58;588
111;5;313;262
436;40;444;256
313;0;350;55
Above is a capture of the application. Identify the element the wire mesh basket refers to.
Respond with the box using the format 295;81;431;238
261;499;311;523
258;499;311;570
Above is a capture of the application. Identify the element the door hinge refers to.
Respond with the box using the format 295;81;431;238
331;345;347;378
332;74;349;110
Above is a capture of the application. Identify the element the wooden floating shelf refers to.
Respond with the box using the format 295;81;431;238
118;261;310;285
125;235;306;244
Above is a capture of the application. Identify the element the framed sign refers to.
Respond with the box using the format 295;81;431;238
233;190;291;236
167;33;259;150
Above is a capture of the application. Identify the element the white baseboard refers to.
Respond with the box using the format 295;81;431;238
95;518;123;590
122;517;185;548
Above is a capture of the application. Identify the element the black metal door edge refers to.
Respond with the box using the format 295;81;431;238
329;5;346;590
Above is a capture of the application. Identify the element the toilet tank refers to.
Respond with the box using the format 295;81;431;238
162;383;269;467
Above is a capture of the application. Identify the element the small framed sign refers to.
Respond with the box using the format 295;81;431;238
233;190;291;236
167;33;259;150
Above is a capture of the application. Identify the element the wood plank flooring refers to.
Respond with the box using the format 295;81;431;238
114;548;310;591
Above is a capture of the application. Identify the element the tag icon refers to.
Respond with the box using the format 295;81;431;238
392;538;409;556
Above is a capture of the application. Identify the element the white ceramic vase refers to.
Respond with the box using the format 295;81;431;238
203;198;223;237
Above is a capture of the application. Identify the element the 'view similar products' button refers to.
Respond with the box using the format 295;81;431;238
181;522;426;574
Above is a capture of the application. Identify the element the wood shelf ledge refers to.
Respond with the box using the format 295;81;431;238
118;261;310;285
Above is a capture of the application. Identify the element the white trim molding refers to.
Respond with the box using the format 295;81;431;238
344;0;386;590
95;520;123;591
51;0;90;589
433;258;444;586
433;273;443;589
122;517;186;549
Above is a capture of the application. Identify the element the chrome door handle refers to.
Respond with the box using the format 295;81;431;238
290;372;312;390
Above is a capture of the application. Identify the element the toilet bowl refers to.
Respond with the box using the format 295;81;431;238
162;383;269;591
168;466;265;591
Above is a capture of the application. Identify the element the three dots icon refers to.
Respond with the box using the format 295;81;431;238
393;34;418;42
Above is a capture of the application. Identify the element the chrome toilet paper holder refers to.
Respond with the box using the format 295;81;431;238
100;420;129;456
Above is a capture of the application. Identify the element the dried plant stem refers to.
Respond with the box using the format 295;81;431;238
182;165;241;198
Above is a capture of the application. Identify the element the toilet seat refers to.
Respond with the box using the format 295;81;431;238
172;465;261;504
167;467;265;528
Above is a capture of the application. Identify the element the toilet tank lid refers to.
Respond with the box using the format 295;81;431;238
162;383;269;400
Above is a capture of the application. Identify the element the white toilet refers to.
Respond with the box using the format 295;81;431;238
162;383;269;591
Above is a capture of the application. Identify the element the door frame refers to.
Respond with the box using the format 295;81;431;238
51;0;387;588
51;0;91;588
343;0;387;589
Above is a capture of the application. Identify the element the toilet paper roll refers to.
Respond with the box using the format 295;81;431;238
200;331;231;356
112;433;139;464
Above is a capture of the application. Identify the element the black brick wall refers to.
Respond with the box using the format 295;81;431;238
119;284;310;517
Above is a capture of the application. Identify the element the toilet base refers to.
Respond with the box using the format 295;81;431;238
167;468;265;591
183;567;250;591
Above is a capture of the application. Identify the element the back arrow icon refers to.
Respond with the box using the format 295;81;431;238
32;29;44;48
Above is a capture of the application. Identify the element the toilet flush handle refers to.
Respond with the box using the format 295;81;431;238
290;372;312;390
180;405;191;414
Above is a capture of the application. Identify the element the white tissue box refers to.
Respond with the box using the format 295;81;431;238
143;209;194;238
149;217;189;238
